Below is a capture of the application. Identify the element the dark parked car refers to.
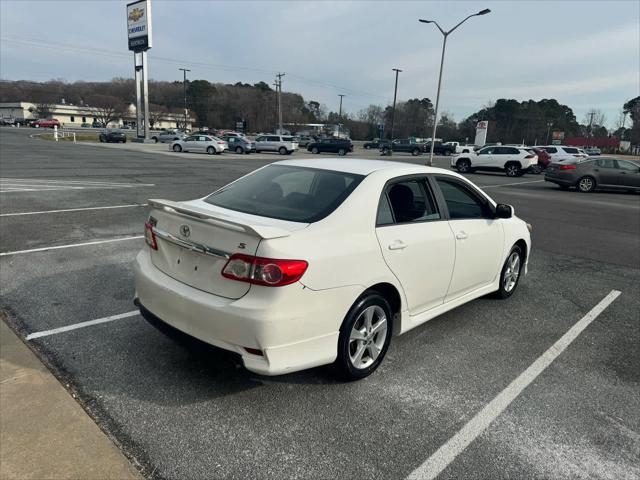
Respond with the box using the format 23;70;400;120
545;157;640;192
363;139;383;149
295;135;315;147
222;135;254;154
380;139;426;156
425;141;456;156
307;138;353;156
99;130;127;143
92;121;105;128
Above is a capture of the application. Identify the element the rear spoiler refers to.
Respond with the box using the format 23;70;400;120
147;199;292;239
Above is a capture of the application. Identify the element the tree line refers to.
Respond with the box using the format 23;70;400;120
0;79;637;144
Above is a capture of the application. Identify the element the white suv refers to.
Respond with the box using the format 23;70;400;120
539;145;588;162
452;146;538;177
254;134;298;155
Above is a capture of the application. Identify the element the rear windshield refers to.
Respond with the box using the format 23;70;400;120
282;136;294;142
205;165;364;223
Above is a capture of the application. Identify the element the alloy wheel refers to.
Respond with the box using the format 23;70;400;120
348;305;388;369
503;251;521;293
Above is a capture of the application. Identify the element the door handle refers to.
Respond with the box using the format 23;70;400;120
456;231;468;240
388;241;407;250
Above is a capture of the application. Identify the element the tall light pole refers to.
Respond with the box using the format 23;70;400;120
419;8;490;166
390;68;402;142
179;68;190;129
546;121;553;144
338;94;345;137
276;72;285;133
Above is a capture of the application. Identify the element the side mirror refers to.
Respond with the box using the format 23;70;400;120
495;204;513;219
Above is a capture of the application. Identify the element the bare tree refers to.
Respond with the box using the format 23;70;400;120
614;109;627;130
87;94;126;126
148;103;168;129
583;109;606;128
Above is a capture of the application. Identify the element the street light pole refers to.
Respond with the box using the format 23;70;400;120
390;68;402;141
276;72;285;134
179;68;190;130
419;8;490;166
338;94;345;137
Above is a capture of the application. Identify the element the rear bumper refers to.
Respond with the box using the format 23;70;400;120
133;250;361;375
544;173;574;186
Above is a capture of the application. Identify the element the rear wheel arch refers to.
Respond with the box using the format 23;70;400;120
361;282;402;336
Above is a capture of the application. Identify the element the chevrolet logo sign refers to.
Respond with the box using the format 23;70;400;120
128;8;144;22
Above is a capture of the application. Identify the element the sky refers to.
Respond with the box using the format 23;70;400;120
1;0;639;128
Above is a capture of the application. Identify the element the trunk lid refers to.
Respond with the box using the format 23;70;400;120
147;198;307;299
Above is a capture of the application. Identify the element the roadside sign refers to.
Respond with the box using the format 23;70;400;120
127;0;153;52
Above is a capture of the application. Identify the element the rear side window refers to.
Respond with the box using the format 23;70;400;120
282;136;294;142
435;178;492;220
544;147;557;153
205;165;364;223
618;160;639;171
563;147;579;154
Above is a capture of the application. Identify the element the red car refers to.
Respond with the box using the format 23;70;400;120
529;147;551;173
32;119;61;128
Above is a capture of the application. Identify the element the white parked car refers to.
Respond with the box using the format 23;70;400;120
444;141;476;154
151;129;188;143
539;145;589;162
134;159;531;380
170;135;228;154
452;146;538;177
254;134;298;155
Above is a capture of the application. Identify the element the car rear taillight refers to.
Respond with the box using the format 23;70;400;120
222;254;308;287
524;154;535;159
218;141;225;145
559;164;577;170
144;221;158;250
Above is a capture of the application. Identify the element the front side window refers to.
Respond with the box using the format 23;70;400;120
617;160;639;171
435;178;492;220
478;147;494;155
184;136;196;141
205;165;364;223
544;147;558;153
381;179;440;225
255;136;265;142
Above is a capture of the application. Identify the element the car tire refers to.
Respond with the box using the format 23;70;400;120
207;146;215;155
505;163;521;177
577;176;596;193
412;148;420;156
173;144;182;152
530;164;542;174
235;146;243;154
279;147;287;155
99;137;104;143
312;147;320;154
152;137;158;143
456;159;471;173
335;292;393;381
122;138;126;143
364;145;370;150
338;148;346;156
494;245;524;300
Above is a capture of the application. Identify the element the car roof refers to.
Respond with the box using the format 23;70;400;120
273;158;447;176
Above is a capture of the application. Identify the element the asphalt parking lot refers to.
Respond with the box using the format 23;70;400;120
1;127;639;480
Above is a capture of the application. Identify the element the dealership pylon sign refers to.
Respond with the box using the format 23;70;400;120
127;0;153;52
127;0;152;141
474;120;489;146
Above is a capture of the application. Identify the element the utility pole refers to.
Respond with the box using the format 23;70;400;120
276;72;285;134
390;68;402;141
179;68;190;130
587;110;595;147
338;94;345;137
273;80;279;132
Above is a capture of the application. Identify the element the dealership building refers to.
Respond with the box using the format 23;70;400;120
0;102;194;129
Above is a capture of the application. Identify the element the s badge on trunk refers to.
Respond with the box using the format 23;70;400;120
179;224;191;238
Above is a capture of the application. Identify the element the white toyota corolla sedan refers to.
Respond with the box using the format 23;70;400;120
134;158;531;380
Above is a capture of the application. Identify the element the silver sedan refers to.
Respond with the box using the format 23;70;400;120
170;135;228;154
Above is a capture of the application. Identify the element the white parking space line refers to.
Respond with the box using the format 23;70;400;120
0;235;144;257
26;311;139;340
480;180;545;189
406;289;621;480
0;204;147;217
0;178;154;193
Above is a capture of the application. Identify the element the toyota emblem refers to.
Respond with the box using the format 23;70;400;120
179;224;191;237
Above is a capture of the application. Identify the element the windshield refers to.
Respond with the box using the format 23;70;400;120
205;165;364;223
